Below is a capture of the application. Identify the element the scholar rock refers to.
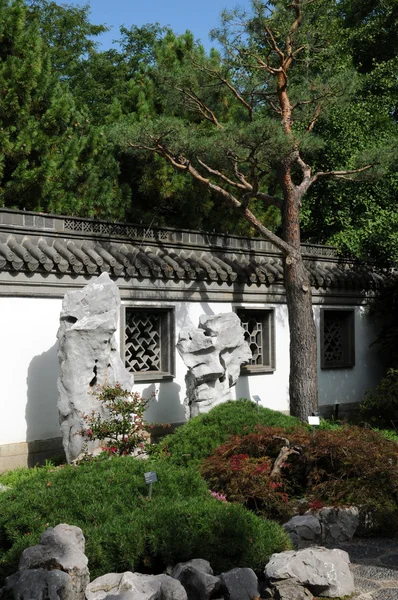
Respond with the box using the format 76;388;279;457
19;524;89;600
265;546;354;598
57;272;134;462
177;313;251;417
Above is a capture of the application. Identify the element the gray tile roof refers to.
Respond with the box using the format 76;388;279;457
0;209;385;290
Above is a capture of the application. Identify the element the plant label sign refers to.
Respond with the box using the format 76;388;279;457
308;416;320;426
144;471;158;484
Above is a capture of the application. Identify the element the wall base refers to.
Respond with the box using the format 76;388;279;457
318;402;361;421
0;438;65;473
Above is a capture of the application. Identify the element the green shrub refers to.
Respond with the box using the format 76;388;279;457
0;456;290;583
145;497;291;574
200;424;398;532
360;369;398;428
149;399;302;466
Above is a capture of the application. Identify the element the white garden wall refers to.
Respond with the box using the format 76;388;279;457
0;294;384;452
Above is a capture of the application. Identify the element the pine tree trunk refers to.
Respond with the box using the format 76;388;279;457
283;257;318;420
280;165;318;421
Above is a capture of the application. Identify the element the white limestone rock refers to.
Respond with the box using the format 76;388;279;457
264;546;355;598
86;572;187;600
177;313;251;417
57;273;133;463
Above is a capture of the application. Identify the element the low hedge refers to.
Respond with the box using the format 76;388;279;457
149;399;301;466
0;456;291;584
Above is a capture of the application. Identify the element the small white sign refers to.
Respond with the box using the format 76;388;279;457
144;471;158;484
308;416;320;426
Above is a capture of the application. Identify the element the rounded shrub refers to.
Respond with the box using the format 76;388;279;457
145;496;291;574
360;369;398;428
149;399;302;466
200;424;398;533
0;455;291;583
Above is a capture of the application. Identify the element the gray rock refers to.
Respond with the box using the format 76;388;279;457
170;559;214;578
283;515;321;549
265;546;355;598
19;524;89;600
170;560;220;600
272;580;314;600
284;507;359;549
57;273;134;462
317;506;359;545
86;572;187;600
0;568;73;600
218;567;258;600
177;313;251;417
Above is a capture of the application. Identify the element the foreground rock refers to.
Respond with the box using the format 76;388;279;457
283;507;359;549
57;272;134;462
0;569;73;600
177;313;251;417
18;523;89;600
86;572;187;600
265;546;355;598
218;567;259;600
171;559;219;600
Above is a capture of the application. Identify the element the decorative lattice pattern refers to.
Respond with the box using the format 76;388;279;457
125;310;161;372
64;219;170;241
239;311;264;366
323;316;344;363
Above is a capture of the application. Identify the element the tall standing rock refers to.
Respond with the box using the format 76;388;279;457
57;273;133;462
177;313;251;418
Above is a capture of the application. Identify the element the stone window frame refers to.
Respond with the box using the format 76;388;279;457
320;307;355;369
234;306;276;374
120;304;175;382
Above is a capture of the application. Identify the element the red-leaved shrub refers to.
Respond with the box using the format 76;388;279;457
200;425;398;531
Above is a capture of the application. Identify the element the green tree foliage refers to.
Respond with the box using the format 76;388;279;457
301;0;398;265
117;0;395;419
0;0;123;218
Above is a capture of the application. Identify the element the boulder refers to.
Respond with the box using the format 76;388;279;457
0;568;73;600
19;524;89;600
57;272;134;462
218;567;259;600
264;546;355;598
283;515;321;549
86;572;187;600
177;313;251;417
170;559;220;600
318;507;359;546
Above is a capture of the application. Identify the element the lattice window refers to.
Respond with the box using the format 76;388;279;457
122;306;175;381
236;308;275;373
321;309;355;369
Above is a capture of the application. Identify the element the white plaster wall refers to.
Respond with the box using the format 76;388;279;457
131;301;291;423
315;305;384;407
0;295;384;448
0;297;62;445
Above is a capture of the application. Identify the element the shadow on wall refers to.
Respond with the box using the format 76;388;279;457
142;381;185;425
26;342;64;464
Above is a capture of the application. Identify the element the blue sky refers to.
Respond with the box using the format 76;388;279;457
58;0;252;51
